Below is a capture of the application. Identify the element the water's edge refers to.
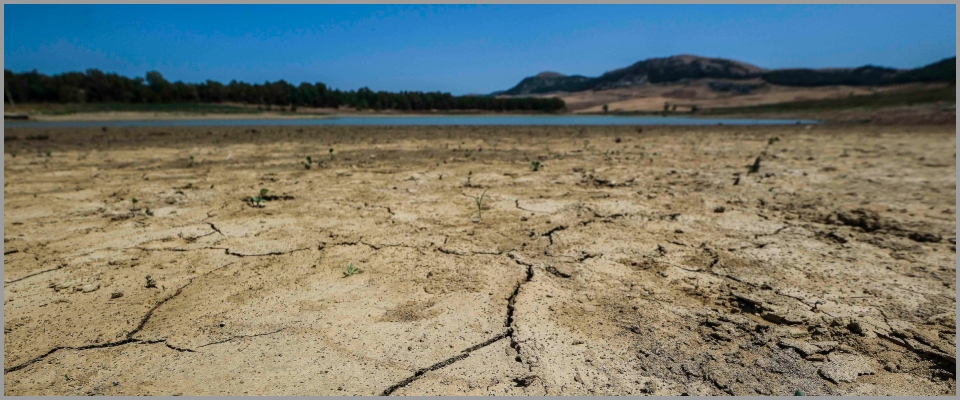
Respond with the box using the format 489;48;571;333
4;115;818;128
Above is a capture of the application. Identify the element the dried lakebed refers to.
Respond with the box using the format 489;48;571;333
3;125;956;395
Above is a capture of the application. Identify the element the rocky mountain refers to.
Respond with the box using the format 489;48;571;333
500;71;594;96
500;55;956;95
589;55;765;90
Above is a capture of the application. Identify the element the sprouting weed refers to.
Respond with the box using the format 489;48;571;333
343;262;360;277
530;160;541;171
248;188;269;207
465;188;489;222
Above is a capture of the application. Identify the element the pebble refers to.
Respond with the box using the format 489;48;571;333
818;354;875;383
80;283;100;293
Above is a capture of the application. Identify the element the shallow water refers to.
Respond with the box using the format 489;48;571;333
4;115;817;128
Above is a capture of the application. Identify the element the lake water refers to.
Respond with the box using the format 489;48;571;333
4;115;817;128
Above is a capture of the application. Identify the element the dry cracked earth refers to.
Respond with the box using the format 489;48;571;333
3;124;956;395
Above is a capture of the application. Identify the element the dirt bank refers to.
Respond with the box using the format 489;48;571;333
3;124;956;395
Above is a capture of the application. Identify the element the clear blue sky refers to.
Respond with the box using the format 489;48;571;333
4;4;956;95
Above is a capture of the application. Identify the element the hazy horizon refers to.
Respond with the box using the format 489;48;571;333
5;4;956;95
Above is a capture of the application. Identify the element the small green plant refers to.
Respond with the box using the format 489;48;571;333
248;188;269;207
64;375;72;382
131;198;138;204
45;149;52;157
343;262;360;277
465;188;489;222
303;156;313;169
329;148;334;159
530;160;541;171
768;137;780;145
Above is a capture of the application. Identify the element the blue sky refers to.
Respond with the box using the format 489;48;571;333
4;4;956;95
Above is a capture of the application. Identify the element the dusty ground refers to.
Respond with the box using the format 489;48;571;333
3;124;956;395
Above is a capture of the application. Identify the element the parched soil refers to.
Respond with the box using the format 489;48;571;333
3;124;956;395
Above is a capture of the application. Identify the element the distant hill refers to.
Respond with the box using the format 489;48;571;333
590;55;765;90
888;56;957;84
500;72;594;96
499;55;956;95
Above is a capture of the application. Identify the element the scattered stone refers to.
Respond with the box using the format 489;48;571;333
111;291;123;299
714;206;726;213
908;232;941;243
811;341;839;353
824;231;848;244
827;209;895;233
883;362;898;372
818;354;875;383
546;264;575;278
48;281;71;292
847;320;868;336
145;275;157;288
778;338;820;356
805;354;827;362
641;380;658;394
77;282;100;293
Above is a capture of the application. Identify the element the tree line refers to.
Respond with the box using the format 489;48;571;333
4;69;566;112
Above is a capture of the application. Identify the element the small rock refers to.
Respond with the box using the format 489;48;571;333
110;291;123;299
847;320;869;336
811;341;839;353
883;362;898;372
546;264;575;278
825;231;847;244
51;282;71;292
778;338;820;356
908;232;941;243
805;354;827;362
642;380;658;394
714;206;726;213
80;283;100;293
818;354;875;383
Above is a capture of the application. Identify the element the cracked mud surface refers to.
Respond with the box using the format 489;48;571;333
4;124;956;395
